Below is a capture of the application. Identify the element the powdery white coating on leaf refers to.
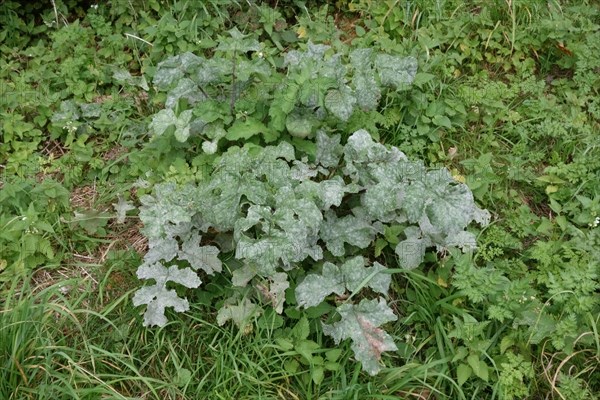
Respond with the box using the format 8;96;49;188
340;257;390;295
216;298;260;328
256;272;289;314
295;262;345;308
374;55;418;88
395;226;431;270
232;263;258;287
112;195;135;224
153;52;203;90
320;210;376;257
177;232;222;275
202;140;218;154
349;48;381;110
322;298;398;375
315;131;343;168
325;86;356;121
133;262;201;327
174;110;193;142
318;176;347;210
144;237;179;266
165;78;206;109
296;257;390;309
149;109;176;137
138;183;198;239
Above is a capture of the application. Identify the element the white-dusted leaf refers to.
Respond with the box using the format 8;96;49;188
322;298;397;375
165;78;206;109
174;110;193;142
144;237;179;265
216;298;260;328
443;230;477;252
340;257;390;295
349;48;380;110
320;211;376;257
395;227;430;270
256;272;289;313
318;176;346;210
295;262;345;308
315;131;343;168
375;55;418;88
325;86;356;121
202;140;218;154
112;195;135;224
178;232;222;274
149;108;177;136
133;262;201;327
139;183;198;239
153;52;203;90
232;263;258;287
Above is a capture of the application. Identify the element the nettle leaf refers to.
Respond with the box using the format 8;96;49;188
133;262;201;327
374;55;418;88
178;231;222;274
322;298;398;375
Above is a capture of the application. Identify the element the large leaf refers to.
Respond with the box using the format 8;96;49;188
133;262;201;327
325;85;356;121
374;55;418;88
322;298;398;375
295;262;345;308
295;257;390;308
178;232;222;274
320;210;377;257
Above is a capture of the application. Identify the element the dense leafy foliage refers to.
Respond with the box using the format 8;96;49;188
135;127;488;373
2;0;599;397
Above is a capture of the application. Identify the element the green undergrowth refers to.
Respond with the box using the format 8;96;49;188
1;0;599;398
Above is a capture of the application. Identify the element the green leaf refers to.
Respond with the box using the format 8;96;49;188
322;298;397;375
467;354;489;382
457;363;472;386
226;118;270;141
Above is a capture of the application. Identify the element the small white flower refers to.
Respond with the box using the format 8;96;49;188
593;217;600;228
91;4;98;9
